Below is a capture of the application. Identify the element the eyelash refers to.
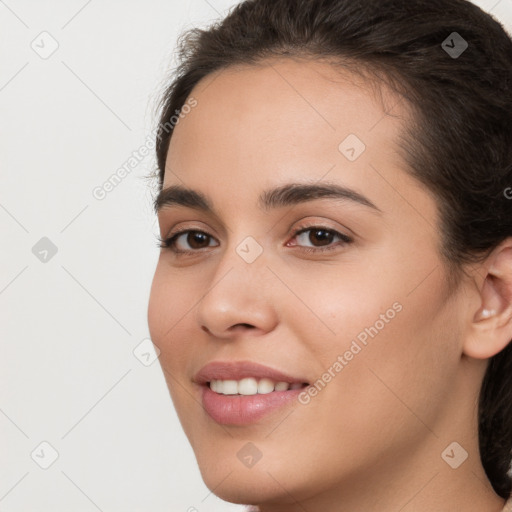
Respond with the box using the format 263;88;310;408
156;224;353;256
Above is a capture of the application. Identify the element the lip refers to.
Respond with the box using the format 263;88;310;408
194;360;310;426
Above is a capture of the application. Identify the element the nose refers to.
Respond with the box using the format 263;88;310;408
194;250;279;340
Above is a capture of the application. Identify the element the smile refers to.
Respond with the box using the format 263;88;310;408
194;361;310;425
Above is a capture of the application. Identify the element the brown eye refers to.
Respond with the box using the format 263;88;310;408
306;229;335;247
185;232;211;249
159;230;219;253
289;226;353;253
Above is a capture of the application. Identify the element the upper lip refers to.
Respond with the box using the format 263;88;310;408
193;361;309;385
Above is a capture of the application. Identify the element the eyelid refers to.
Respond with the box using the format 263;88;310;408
289;223;352;243
160;226;219;254
162;220;220;241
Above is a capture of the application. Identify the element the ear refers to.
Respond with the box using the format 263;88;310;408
463;238;512;359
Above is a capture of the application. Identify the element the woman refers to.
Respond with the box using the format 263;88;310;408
147;0;512;510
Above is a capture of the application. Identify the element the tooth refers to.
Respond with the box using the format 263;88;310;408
238;377;258;395
210;378;301;394
257;378;275;394
221;380;238;395
274;381;290;391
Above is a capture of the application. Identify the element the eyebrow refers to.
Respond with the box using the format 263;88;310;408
154;182;382;215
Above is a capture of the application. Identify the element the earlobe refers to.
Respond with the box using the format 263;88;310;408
464;241;512;359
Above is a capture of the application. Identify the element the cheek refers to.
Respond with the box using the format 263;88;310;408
147;263;199;373
147;263;205;432
281;254;458;446
149;262;193;338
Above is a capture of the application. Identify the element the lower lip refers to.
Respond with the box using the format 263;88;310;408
200;384;306;426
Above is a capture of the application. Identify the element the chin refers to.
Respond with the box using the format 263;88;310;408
195;456;296;506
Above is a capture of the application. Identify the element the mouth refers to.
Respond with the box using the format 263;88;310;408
194;361;311;426
207;378;309;395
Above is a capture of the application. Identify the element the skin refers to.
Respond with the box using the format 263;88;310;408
147;57;512;511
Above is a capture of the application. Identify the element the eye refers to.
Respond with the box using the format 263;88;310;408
157;225;353;256
287;225;353;253
157;229;218;253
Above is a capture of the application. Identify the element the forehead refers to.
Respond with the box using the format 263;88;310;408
162;57;432;218
165;56;409;179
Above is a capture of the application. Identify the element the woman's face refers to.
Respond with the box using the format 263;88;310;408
148;58;475;507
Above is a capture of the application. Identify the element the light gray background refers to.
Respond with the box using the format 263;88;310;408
1;1;511;510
